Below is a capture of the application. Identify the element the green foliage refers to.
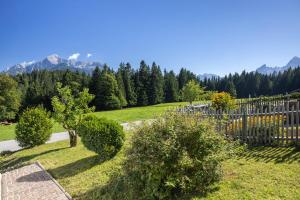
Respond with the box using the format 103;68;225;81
224;81;237;97
201;67;300;98
15;107;53;148
76;116;125;158
0;74;21;121
290;92;300;99
181;80;204;104
116;65;128;107
164;70;179;102
123;63;137;106
51;82;94;147
148;62;164;104
200;90;217;101
135;60;150;106
114;112;228;199
211;92;236;111
17;69;90;111
178;68;197;90
89;68;123;110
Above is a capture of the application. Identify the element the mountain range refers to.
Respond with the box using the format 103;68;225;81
3;55;300;78
256;56;300;75
5;54;102;75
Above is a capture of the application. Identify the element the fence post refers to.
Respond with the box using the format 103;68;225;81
241;108;247;143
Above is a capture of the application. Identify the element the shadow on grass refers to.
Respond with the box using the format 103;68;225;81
0;147;68;172
49;155;107;179
238;146;300;163
75;170;220;200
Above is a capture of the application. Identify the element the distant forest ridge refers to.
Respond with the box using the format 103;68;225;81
7;60;300;114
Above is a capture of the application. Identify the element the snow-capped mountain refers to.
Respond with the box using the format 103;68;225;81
256;56;300;75
6;54;102;75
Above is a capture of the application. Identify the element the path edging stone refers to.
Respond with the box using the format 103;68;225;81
35;161;72;200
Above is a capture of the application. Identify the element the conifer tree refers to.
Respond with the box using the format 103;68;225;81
164;70;179;102
136;60;150;106
148;62;164;104
116;64;128;107
123;63;137;106
224;81;237;97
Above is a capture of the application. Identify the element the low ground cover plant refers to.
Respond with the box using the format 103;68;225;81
76;115;125;159
107;112;231;199
15;107;53;148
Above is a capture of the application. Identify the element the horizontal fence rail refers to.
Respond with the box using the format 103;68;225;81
180;99;300;146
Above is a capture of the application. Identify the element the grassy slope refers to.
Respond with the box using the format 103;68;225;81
1;135;299;200
0;102;191;141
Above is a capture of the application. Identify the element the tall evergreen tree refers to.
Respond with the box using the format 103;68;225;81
116;64;128;107
164;70;179;102
136;61;150;106
123;63;137;106
224;81;237;97
148;62;164;104
89;66;102;110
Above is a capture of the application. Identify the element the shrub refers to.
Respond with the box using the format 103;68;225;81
77;115;125;158
15;107;53;148
113;112;228;199
211;92;236;111
290;92;300;99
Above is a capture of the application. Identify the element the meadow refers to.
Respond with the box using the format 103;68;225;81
0;102;192;142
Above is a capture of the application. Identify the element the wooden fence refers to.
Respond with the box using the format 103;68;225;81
182;99;300;146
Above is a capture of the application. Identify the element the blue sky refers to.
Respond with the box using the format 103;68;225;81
0;0;299;75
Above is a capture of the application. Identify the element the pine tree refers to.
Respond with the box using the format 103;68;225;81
89;66;102;110
123;63;137;106
116;63;128;107
136;60;150;106
164;70;179;102
224;81;237;97
148;62;164;104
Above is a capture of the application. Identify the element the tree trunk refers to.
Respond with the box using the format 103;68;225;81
68;130;77;147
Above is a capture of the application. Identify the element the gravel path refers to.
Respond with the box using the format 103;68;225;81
1;162;71;200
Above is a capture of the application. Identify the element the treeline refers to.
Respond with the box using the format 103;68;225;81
202;67;300;98
10;61;198;115
1;60;300;122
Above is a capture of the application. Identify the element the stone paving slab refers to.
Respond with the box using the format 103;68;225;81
1;162;71;200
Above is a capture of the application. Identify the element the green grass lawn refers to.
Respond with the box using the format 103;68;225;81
1;133;299;199
0;121;66;142
0;101;193;142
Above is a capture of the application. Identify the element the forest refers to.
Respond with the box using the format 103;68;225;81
1;60;300;122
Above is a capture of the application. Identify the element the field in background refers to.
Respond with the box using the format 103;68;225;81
1;134;299;199
0;101;195;141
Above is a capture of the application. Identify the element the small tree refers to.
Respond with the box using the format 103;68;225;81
211;92;236;111
51;83;94;147
181;80;204;104
16;107;53;148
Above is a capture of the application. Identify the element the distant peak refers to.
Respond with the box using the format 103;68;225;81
291;56;300;60
286;56;300;67
46;54;61;64
20;60;35;67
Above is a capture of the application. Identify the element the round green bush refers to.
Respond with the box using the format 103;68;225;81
16;107;53;148
112;112;228;199
77;116;125;158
